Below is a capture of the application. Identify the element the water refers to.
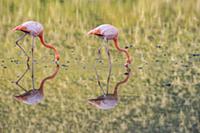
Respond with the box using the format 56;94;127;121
0;0;200;132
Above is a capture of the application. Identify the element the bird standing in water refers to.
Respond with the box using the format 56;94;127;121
13;21;60;91
88;24;131;109
88;24;131;67
13;21;60;105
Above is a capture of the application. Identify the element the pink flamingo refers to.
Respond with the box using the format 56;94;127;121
88;24;131;66
14;64;60;105
88;24;131;97
88;66;131;109
13;21;60;91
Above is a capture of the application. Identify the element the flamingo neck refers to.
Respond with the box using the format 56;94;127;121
39;32;60;61
113;38;131;64
113;67;131;96
39;65;60;92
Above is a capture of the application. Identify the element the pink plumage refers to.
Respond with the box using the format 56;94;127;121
13;21;60;62
13;21;43;37
88;24;118;40
88;24;131;66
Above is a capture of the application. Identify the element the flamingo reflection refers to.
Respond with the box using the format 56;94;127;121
88;66;131;110
14;64;60;105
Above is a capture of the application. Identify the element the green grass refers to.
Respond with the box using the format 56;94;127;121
0;0;200;132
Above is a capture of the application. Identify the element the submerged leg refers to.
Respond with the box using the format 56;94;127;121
31;37;35;89
15;33;29;92
104;42;112;95
97;47;103;64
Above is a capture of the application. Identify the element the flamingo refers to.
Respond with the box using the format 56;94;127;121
14;64;60;105
88;24;131;97
88;24;131;66
88;66;131;109
13;21;60;91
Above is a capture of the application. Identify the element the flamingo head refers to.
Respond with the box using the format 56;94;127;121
12;25;30;33
55;53;60;63
88;94;118;110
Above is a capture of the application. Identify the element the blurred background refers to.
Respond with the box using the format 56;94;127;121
0;0;200;132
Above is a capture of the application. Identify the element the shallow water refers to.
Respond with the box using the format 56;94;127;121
0;0;200;132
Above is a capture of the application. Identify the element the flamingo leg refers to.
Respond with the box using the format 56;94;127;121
15;33;29;92
31;36;35;89
97;47;103;64
94;47;105;96
104;39;112;95
15;33;28;57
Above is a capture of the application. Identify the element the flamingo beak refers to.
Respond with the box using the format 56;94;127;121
56;54;60;61
55;60;59;65
54;54;60;65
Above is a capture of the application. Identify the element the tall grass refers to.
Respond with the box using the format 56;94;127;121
0;0;200;132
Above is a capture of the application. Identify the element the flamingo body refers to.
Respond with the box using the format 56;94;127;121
88;24;131;65
13;21;43;37
88;24;118;40
88;94;118;109
13;20;60;62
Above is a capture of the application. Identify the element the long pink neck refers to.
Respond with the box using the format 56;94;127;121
113;67;131;96
39;32;60;61
39;65;60;93
113;38;131;65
